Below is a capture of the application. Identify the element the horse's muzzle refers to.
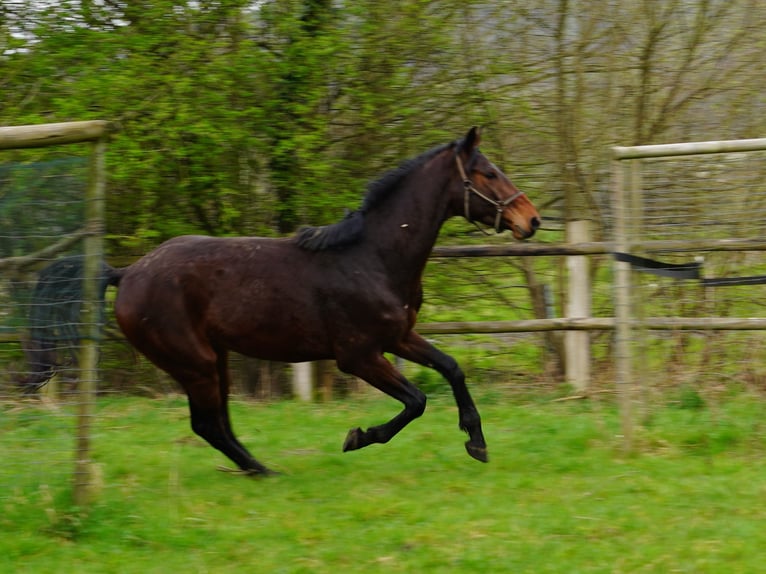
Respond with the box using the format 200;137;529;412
510;215;541;240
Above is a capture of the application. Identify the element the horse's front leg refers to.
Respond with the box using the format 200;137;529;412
392;331;488;462
336;353;426;453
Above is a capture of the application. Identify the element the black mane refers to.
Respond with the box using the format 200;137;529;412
295;141;454;251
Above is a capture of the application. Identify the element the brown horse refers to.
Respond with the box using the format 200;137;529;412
109;127;540;474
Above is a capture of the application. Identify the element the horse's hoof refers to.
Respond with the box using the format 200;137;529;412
343;427;364;452
465;441;489;463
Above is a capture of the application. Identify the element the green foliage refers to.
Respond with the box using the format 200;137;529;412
5;392;766;572
1;0;502;250
3;1;766;397
0;157;87;258
2;0;764;253
408;365;448;396
674;385;707;411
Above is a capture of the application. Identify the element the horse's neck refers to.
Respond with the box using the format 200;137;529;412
363;161;454;277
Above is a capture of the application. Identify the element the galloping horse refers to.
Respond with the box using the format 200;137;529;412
109;127;540;474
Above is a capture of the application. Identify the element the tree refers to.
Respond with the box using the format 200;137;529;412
3;0;766;389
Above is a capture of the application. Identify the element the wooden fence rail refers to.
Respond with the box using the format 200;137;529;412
417;317;766;334
431;238;766;258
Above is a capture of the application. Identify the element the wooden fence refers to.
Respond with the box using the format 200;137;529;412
0;120;115;506
303;138;766;447
612;137;766;448
5;127;766;459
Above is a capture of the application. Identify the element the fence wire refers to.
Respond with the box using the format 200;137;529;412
0;153;91;502
615;149;766;404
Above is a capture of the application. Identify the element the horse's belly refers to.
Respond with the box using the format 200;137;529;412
211;299;334;363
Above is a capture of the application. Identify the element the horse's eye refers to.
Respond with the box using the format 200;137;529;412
485;171;497;179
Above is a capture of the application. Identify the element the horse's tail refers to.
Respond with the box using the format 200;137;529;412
104;264;124;288
20;256;123;393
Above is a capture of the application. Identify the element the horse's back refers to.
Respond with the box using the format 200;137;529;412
115;234;298;313
113;234;332;362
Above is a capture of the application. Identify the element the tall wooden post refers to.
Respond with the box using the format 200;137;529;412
564;220;591;390
73;137;106;507
612;155;634;452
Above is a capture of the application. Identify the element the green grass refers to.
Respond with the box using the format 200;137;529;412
4;390;766;573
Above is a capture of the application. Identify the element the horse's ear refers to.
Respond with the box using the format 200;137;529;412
460;126;481;156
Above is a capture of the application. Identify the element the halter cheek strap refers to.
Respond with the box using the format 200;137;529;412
455;153;524;235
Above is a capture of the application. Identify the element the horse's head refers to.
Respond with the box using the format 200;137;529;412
455;127;541;239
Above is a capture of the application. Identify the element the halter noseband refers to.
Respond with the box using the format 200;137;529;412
455;152;524;235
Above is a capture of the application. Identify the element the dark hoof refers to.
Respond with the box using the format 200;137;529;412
465;441;489;463
343;427;364;452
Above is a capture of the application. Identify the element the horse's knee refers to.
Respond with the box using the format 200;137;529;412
443;357;465;384
409;388;427;418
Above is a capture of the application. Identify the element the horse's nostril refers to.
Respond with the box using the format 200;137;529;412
531;216;541;230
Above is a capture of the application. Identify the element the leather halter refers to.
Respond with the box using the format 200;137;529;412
455;153;524;235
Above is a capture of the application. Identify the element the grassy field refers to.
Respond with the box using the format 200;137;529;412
3;388;766;573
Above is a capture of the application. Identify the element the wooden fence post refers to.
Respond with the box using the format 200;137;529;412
292;362;313;401
73;136;107;507
564;220;592;391
612;156;634;452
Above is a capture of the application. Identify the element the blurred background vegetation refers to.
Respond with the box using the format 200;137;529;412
2;0;766;395
3;0;764;247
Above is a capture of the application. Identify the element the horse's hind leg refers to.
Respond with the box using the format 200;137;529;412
183;351;274;475
392;332;488;462
187;398;272;475
134;337;273;475
116;283;273;475
338;353;426;453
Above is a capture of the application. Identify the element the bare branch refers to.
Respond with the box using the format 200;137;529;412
0;227;95;273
